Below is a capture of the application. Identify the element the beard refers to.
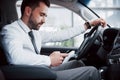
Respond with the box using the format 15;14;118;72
28;14;43;30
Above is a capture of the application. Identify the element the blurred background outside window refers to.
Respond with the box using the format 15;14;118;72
16;0;120;48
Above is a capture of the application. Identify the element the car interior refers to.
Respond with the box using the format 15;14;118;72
0;0;120;80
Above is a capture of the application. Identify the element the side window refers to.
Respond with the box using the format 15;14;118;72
16;1;85;48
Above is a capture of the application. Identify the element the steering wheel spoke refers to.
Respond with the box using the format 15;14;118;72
76;25;102;60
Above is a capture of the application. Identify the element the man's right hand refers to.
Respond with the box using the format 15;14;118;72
49;51;68;67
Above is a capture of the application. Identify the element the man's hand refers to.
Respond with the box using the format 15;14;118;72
85;18;107;30
49;51;68;67
90;18;107;27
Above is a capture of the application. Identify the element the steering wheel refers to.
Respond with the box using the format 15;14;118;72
76;25;101;60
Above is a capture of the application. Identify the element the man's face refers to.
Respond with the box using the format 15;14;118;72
28;2;48;30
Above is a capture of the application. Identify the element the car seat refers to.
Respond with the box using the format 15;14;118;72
0;38;56;80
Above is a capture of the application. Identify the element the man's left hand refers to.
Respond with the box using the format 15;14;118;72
90;18;107;27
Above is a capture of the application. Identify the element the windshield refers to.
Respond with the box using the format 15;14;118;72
79;0;120;28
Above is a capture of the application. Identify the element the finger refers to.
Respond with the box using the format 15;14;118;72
101;20;107;27
60;60;63;64
60;53;68;57
54;51;60;53
60;57;64;61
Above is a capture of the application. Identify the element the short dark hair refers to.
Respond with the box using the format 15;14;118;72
21;0;50;16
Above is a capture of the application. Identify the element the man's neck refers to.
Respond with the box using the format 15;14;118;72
21;17;32;30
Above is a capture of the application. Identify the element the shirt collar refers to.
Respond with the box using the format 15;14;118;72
17;19;31;33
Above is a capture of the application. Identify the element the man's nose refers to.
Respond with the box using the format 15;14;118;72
41;17;46;23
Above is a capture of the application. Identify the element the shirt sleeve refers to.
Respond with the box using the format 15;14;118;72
40;24;86;43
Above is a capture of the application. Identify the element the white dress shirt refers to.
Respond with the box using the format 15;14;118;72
0;19;85;66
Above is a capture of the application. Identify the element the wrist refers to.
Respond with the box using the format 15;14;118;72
84;22;91;29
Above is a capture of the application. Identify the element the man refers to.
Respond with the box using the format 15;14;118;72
0;0;107;80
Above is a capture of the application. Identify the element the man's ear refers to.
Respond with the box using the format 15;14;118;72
24;6;32;17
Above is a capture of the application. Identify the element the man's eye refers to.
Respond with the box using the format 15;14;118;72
40;13;47;17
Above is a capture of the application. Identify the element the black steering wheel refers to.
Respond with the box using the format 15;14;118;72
75;25;101;60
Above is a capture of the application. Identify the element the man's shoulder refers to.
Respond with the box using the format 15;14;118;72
1;20;22;34
3;20;18;29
